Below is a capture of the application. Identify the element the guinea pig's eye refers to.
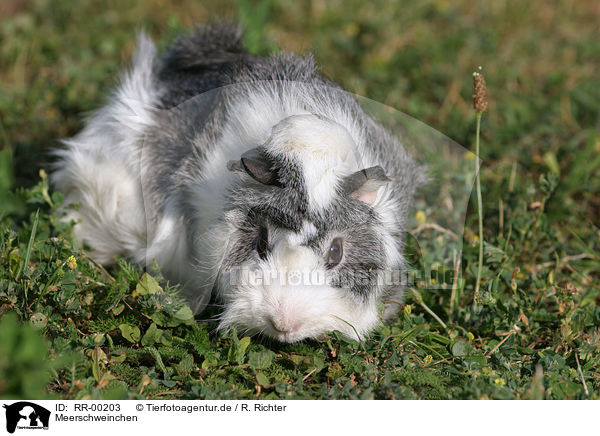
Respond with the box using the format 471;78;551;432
326;237;344;268
254;226;269;260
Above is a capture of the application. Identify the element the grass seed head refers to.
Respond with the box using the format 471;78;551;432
473;66;488;113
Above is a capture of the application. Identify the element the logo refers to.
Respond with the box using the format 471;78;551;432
2;402;50;434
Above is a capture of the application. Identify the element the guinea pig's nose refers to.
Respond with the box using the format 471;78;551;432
268;314;302;334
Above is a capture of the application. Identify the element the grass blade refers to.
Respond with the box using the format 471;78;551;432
16;208;39;282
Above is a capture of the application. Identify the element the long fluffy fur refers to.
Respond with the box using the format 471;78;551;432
52;24;426;341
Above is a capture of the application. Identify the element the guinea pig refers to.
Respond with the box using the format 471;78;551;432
51;23;426;343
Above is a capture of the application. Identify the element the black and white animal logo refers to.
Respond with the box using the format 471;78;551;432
2;402;50;433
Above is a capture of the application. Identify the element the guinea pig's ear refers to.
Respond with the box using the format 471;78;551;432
227;148;281;187
342;166;393;206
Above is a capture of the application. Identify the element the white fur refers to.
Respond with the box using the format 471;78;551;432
286;220;318;246
52;33;200;289
52;33;158;264
53;155;147;264
266;114;359;212
217;234;379;342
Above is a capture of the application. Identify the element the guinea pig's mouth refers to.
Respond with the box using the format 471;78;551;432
266;329;306;343
217;308;365;343
217;310;325;343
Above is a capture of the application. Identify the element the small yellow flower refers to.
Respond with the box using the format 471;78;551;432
494;378;505;387
568;368;577;377
415;210;426;225
66;255;77;270
466;332;475;341
423;355;433;366
403;304;412;316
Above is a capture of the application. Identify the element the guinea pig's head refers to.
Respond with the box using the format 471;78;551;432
215;114;405;342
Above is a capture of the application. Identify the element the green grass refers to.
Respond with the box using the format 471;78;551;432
1;0;599;399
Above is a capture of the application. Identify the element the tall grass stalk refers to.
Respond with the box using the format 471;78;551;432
474;112;483;299
472;68;488;301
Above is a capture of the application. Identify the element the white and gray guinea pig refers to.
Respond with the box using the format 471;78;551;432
52;23;426;343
